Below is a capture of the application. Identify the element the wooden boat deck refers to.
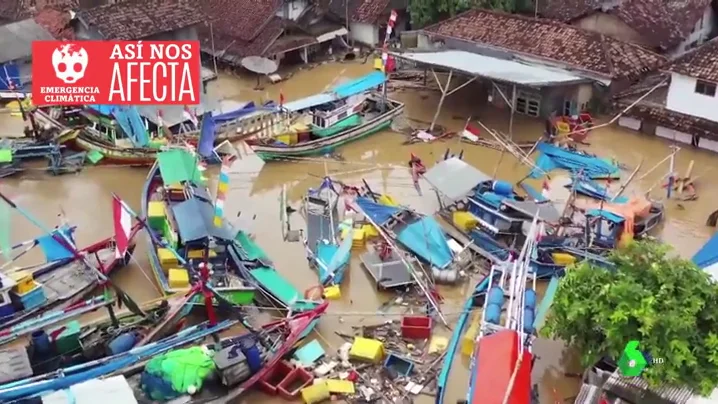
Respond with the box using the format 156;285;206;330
37;248;112;302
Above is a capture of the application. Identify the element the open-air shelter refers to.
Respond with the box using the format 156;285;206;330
390;49;599;135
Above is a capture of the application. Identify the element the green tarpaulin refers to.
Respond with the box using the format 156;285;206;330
0;149;12;163
157;149;205;186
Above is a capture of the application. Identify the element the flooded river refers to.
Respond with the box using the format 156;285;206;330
3;59;718;403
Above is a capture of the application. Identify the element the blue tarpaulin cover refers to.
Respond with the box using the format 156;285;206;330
397;217;453;269
332;72;385;98
37;226;75;262
586;209;624;223
355;197;400;226
171;197;231;242
529;142;620;179
566;177;629;203
693;232;718;270
197;111;216;158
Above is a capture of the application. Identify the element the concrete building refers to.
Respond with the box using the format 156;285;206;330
615;38;718;152
325;0;409;47
535;0;718;56
0;18;54;97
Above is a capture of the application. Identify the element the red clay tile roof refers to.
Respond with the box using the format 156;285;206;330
614;74;718;141
423;8;666;81
33;7;74;39
76;0;204;40
198;16;283;61
665;37;718;83
324;0;389;24
0;0;78;21
537;0;711;51
352;0;390;23
536;0;602;22
203;0;282;43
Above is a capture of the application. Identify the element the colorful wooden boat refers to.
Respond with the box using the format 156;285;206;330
125;301;328;403
249;93;404;161
435;274;496;404
142;149;256;305
302;178;353;285
0;224;140;329
0;319;238;401
33;104;292;166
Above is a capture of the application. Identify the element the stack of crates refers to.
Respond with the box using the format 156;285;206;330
10;271;46;311
147;201;166;231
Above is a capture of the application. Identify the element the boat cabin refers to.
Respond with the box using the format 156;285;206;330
585;209;630;249
310;94;367;129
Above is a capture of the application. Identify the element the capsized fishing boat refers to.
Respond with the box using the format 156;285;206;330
301;177;353;285
122;301;328;403
346;182;472;283
0;224;140;328
529;141;621;180
248;72;405;160
422;156;561;239
142;149;256;305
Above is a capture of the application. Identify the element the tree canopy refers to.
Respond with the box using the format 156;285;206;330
542;240;718;396
408;0;532;28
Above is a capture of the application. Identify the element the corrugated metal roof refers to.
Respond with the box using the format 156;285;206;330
423;157;491;201
603;370;694;404
0;18;54;64
137;97;250;128
393;50;595;86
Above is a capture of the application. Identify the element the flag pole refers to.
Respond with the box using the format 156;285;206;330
0;190;144;317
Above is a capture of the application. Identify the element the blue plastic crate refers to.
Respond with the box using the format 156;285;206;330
16;286;47;311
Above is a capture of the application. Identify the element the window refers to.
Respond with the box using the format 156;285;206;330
515;91;540;117
695;80;716;97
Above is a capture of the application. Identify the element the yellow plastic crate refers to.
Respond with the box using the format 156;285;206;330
147;201;166;230
168;268;190;289
453;211;478;232
323;285;341;300
187;249;217;260
10;271;36;295
377;194;398;207
551;252;577;266
326;379;355;394
301;381;330;404
362;224;379;238
157;248;178;269
349;337;384;363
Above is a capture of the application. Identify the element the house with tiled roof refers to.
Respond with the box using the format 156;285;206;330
535;0;718;56
398;8;665;122
615;38;718;152
199;0;347;67
323;0;408;46
73;0;203;41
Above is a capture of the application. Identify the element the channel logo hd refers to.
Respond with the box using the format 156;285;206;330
618;340;663;376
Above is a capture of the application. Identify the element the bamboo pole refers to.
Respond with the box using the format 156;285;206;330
611;159;643;202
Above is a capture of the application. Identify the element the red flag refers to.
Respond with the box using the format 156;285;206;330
279;91;285;108
112;197;132;259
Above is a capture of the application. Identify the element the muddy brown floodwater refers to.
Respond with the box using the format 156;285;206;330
2;59;718;403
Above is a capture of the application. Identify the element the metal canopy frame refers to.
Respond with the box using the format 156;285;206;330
392;51;591;137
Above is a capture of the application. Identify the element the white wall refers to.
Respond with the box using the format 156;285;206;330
674;6;716;55
276;0;308;21
349;22;378;46
666;72;718;122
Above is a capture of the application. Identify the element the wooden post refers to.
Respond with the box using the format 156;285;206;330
209;22;218;76
508;84;517;139
429;69;452;132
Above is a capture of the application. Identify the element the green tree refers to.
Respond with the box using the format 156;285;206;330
543;240;718;396
407;0;531;28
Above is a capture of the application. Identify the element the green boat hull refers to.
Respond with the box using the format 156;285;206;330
256;120;392;161
312;114;362;138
